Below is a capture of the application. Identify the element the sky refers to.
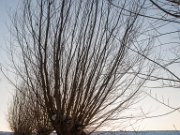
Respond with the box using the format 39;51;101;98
0;0;21;131
0;0;180;132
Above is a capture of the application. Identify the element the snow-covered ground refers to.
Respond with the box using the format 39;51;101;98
1;131;180;135
91;131;180;135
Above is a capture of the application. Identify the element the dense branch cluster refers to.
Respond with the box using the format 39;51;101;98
6;0;180;135
8;87;53;135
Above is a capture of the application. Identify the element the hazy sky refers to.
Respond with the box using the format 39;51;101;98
0;0;180;132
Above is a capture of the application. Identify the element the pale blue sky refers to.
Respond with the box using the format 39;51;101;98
0;0;180;132
0;0;19;131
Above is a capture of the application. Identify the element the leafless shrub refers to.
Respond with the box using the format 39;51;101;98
8;85;53;135
8;90;34;135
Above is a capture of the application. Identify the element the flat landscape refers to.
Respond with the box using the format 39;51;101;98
1;131;180;135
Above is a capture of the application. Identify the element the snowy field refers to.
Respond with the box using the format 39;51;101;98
91;131;180;135
1;131;180;135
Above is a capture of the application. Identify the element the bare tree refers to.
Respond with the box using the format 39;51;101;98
9;0;156;135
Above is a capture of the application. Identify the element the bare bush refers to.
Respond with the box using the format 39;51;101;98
8;85;53;135
8;90;34;135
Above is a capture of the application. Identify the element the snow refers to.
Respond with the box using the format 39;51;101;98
92;131;180;135
1;131;180;135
